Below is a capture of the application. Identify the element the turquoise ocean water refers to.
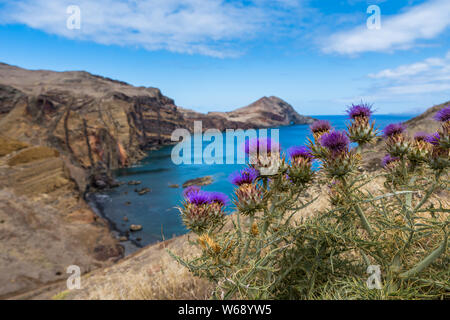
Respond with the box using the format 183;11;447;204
90;114;413;250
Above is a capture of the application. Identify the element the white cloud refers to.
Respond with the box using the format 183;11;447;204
365;51;450;101
0;0;305;57
322;0;450;55
338;51;450;111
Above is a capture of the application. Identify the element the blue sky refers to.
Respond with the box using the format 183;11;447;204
0;0;449;115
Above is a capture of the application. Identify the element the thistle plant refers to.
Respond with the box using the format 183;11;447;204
179;187;228;234
170;104;449;300
308;120;332;159
346;103;377;146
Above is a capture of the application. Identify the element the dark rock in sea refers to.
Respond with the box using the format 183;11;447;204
135;187;151;195
168;184;179;188
182;176;213;188
130;224;142;232
94;179;108;189
123;216;129;221
125;201;131;206
128;180;141;186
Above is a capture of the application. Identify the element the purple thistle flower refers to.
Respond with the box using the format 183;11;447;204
208;192;229;206
425;132;441;146
433;106;450;122
288;146;313;161
320;130;350;154
383;123;406;138
381;154;400;168
183;185;201;199
244;137;279;155
229;168;259;186
310;120;331;134
185;190;210;205
413;131;429;141
346;103;373;120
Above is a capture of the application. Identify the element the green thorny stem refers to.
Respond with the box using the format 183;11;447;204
340;177;374;237
399;234;448;279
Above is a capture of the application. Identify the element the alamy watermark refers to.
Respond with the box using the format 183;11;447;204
366;265;382;289
66;265;81;290
171;121;280;176
367;5;381;30
66;5;81;30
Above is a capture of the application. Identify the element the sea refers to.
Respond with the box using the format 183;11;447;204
88;114;414;254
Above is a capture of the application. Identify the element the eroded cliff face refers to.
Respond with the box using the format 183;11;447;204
0;64;193;191
0;139;124;298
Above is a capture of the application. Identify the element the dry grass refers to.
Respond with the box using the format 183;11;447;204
85;254;212;300
0;136;28;157
63;235;214;300
7;146;59;166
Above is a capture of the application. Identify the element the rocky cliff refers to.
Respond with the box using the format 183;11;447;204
180;96;314;131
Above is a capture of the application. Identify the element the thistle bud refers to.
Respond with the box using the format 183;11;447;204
307;120;333;160
433;106;450;123
310;120;332;142
425;132;450;170
407;132;431;164
287;146;314;185
383;123;409;157
381;154;407;184
179;189;227;234
229;168;264;216
381;154;400;170
234;183;264;216
346;103;377;145
433;106;450;149
320;131;358;178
